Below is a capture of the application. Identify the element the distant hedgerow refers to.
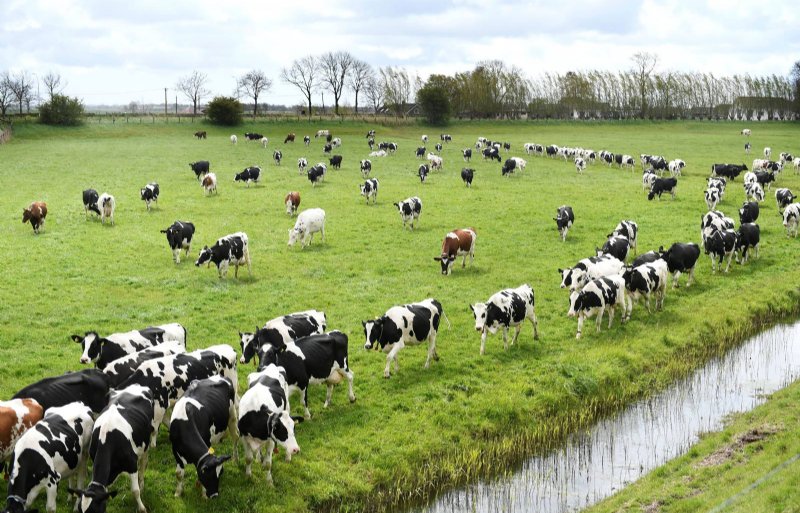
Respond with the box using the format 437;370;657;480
38;94;85;126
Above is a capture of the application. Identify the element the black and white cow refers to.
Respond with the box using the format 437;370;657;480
12;370;111;415
631;250;661;268
642;169;657;192
712;163;747;180
238;364;300;485
259;331;355;419
244;132;263;141
362;298;444;378
755;170;776;190
360;178;379;204
69;384;155;513
658;242;701;288
735;223;760;264
567;276;629;339
708;176;727;198
470;284;539;355
189;161;210;180
501;158;517;176
775;188;795;211
71;323;187;369
622;259;668;314
102;341;186;387
783;203;800;237
702;227;738;273
160;220;195;264
705;187;721;211
139;183;159;210
307;165;325;186
418;164;429;183
394;196;422;230
4;402;93;513
415;147;426;158
460;167;474;187
273;150;282;165
462;148;472;162
738;201;759;224
360;159;371;178
234;166;261;187
297;158;308;175
440;134;452;143
648;177;677;200
596;235;630;262
435;143;443;153
483;147;501;162
238;309;327;366
609;220;638;254
744;181;765;203
553;205;574;242
322;143;332;155
117;345;238;438
574;157;586;174
82;189;101;219
169;376;237;498
195;232;251;279
558;254;624;292
329;155;343;169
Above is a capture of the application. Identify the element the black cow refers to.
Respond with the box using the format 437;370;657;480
307;165;325;186
738;201;759;224
160;220;195;264
596;235;630;262
13;369;111;414
483;147;501;162
711;163;747;180
501;158;517;176
259;331;356;419
234;166;261;187
244;132;263;141
502;142;511;151
169;376;237;498
658;242;701;288
139;183;159;210
195;232;251;279
82;189;101;218
462;148;472;162
553;205;574;242
238;310;327;366
546;145;558;158
418;164;430;183
461;168;474;187
415;147;426;158
736;223;760;264
754;170;776;190
648;177;678;200
329;155;343;169
189;161;210;180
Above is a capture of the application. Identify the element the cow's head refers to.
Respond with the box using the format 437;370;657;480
359;184;369;197
69;482;118;513
238;331;257;365
470;303;488;332
196;451;232;498
255;327;285;353
21;208;32;224
287;226;304;246
567;290;582;318
71;332;101;365
269;411;300;461
195;246;213;267
362;319;383;350
433;253;453;275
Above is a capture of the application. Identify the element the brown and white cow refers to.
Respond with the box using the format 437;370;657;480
202;172;218;195
285;191;301;216
1;398;44;478
22;202;48;234
433;228;477;275
284;132;296;144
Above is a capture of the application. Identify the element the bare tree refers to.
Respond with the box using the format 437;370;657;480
631;52;658;118
347;59;373;114
0;72;14;117
363;75;385;114
176;70;210;116
236;69;272;118
7;71;34;114
319;51;355;116
41;71;65;100
281;56;318;118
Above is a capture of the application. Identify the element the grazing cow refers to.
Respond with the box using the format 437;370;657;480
501;158;518;176
558;254;624;292
434;228;477;275
297;157;308;174
314;130;329;139
244;133;263;141
330;137;342;148
394;196;422;230
360;159;372;177
160;220;195;264
470;284;539;355
483;147;501;162
5;402;93;513
712;163;747;180
668;159;684;177
360;178;379;204
435;143;443;153
307;164;326;186
744;182;764;202
738;201;759;224
779;152;794;164
169;376;237;498
201;173;217;195
369;150;387;158
362;298;444;378
140;183;159;210
735;223;760;264
273;150;282;165
0;399;43;478
631;250;660;268
642;169;657;192
329;155;343;169
196;232;250;279
96;193;115;225
285;191;300;216
620;154;636;170
462;148;472;162
705;187;721;211
415;147;426;158
701;211;736;241
260;136;269;148
284;133;295;144
596;235;630;262
418;164;430;183
322;143;332;155
71;322;187;368
238;365;300;485
259;331;356;419
440;134;452;143
648;177;677;200
775;188;795;211
461;167;475;187
600;150;614;165
421;134;428;144
648;156;667;175
83;189;100;218
783;203;800;237
102;341;186;387
22;201;47;234
703;227;738;273
764;147;771;159
575;157;586;174
234;166;261;187
288;208;326;248
554;206;574;242
189;161;210;180
741;128;751;136
69;384;155;513
567;276;629;339
609;220;638;254
238;310;327;366
230;135;237;145
745;142;751;153
194;131;207;139
755;170;776;190
622;260;668;314
303;135;310;145
13;369;111;415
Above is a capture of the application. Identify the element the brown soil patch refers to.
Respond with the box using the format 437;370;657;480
697;424;781;467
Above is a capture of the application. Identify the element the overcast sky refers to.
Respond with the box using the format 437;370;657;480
2;0;798;107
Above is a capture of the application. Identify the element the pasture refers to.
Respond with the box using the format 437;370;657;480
2;119;800;513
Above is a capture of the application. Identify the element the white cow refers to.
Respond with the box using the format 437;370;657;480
288;208;326;248
98;193;115;225
230;135;238;144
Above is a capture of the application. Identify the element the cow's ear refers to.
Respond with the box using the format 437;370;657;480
71;335;83;343
361;320;366;327
557;268;563;274
67;487;85;497
658;246;664;252
469;304;475;313
216;455;232;465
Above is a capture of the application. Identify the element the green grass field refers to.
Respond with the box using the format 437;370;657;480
2;119;800;513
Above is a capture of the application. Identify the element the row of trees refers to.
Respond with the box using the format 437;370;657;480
0;70;66;117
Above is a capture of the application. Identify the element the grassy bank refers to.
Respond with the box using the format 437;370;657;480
1;120;799;513
584;370;800;513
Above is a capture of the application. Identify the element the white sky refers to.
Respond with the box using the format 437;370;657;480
2;0;798;107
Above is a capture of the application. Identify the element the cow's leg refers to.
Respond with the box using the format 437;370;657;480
480;329;487;355
645;293;652;314
686;267;695;287
130;471;146;513
607;306;615;329
263;440;275;485
302;388;311;420
385;342;404;378
324;384;334;408
596;307;605;332
234;262;239;278
502;327;509;350
227;403;240;461
174;463;185;497
724;251;734;273
425;333;438;368
243;438;255;477
341;368;356;403
45;483;58;513
576;314;585;339
219;261;229;279
529;310;540;340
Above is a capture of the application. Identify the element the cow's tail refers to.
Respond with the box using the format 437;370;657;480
441;310;452;330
